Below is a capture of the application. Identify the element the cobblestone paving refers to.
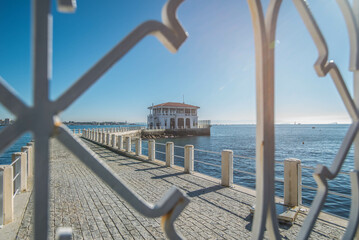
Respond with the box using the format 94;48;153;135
16;139;345;239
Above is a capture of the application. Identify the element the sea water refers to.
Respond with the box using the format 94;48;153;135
0;124;353;218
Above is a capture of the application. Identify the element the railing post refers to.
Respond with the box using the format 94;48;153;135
1;165;13;224
117;136;123;150
102;132;106;144
166;142;174;167
221;150;233;187
184;145;194;173
106;133;111;146
12;153;22;194
22;146;32;179
98;132;101;143
135;138;142;156
111;134;116;148
19;152;28;192
148;140;155;161
125;136;131;152
284;158;302;207
21;147;31;189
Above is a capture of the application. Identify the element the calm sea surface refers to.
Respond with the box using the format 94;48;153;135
0;124;353;218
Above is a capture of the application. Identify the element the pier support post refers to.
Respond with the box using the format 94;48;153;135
117;136;123;150
135;138;142;156
166;142;174;167
284;158;302;207
148;140;155;161
184;145;194;173
221;150;233;187
125;136;131;152
1;165;14;224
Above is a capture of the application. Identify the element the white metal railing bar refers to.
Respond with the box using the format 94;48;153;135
193;148;222;155
155;151;166;155
233;168;256;177
174;145;185;149
301;165;351;175
173;154;185;159
12;188;20;199
10;156;20;166
13;172;20;182
155;143;166;146
275;178;284;183
233;154;256;160
301;185;352;200
193;159;221;168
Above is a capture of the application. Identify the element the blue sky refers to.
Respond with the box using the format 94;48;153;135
0;0;355;124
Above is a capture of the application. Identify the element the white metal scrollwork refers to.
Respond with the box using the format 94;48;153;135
2;0;359;239
0;0;189;239
249;0;359;239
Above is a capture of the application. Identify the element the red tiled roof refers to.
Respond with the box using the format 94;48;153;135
149;102;200;109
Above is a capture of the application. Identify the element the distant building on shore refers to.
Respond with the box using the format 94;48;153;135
147;102;200;129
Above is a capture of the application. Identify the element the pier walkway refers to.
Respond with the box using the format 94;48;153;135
16;139;346;239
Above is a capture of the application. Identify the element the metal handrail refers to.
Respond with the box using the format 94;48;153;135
174;154;184;159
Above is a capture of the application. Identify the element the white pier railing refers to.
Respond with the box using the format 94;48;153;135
84;132;352;219
0;141;34;227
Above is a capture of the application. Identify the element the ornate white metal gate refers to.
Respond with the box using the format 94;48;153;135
0;0;358;239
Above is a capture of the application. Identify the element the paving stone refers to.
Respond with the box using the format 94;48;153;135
15;139;346;239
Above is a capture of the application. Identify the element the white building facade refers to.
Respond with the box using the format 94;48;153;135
147;102;199;129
